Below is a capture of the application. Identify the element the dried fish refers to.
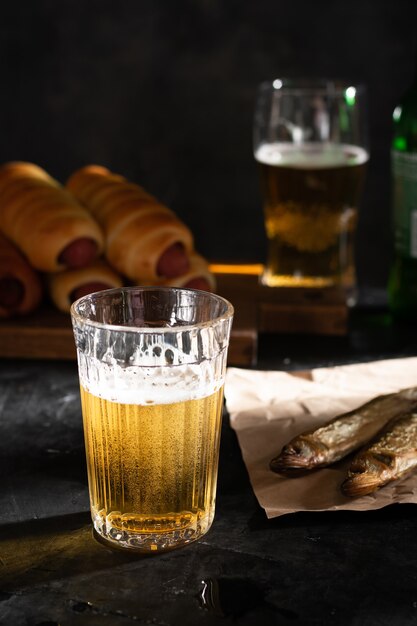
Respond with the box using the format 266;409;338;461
342;412;417;497
270;387;417;474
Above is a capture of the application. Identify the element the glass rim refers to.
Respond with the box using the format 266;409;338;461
70;285;234;334
257;78;367;95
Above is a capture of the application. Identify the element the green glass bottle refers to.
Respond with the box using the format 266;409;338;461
388;78;417;320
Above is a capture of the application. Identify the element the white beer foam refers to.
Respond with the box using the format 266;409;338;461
255;142;369;169
78;356;222;405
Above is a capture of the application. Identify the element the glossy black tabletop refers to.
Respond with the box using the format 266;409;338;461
2;296;417;626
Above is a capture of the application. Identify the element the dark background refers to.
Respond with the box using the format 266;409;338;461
1;0;416;290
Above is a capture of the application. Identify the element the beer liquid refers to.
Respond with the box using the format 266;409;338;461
255;143;369;291
80;384;224;552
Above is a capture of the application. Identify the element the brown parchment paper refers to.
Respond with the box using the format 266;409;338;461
224;358;417;518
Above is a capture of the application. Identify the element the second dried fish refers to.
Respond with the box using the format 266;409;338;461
342;412;417;497
270;387;417;474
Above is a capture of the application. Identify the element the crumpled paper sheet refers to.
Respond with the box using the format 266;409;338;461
224;357;417;518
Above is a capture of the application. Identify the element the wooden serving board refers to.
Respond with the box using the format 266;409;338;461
0;265;348;366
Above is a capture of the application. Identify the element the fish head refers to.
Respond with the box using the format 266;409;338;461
269;435;329;473
342;451;394;497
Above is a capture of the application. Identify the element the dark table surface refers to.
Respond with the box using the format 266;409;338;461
3;295;417;626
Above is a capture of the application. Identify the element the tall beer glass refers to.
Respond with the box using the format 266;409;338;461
253;79;369;303
71;286;233;553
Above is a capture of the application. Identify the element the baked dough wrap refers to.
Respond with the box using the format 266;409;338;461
66;165;194;282
0;161;60;188
0;161;104;272
48;259;123;313
0;232;42;317
142;253;216;291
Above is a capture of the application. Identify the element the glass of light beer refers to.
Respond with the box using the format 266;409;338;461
71;286;233;553
253;79;369;302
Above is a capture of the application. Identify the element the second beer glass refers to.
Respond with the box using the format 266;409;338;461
253;79;369;303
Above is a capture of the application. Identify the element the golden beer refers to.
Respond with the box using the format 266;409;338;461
256;142;369;291
80;383;224;552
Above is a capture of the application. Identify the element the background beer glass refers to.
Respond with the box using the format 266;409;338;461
253;79;369;302
71;286;233;553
